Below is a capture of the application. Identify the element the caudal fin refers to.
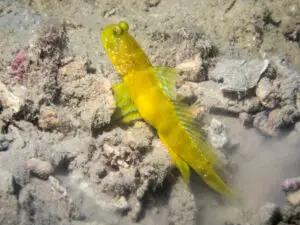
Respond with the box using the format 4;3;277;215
200;166;239;199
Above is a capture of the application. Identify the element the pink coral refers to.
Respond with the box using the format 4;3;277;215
9;50;28;80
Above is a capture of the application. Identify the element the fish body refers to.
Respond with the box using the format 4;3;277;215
101;21;237;197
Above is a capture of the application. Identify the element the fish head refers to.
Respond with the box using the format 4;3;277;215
101;21;150;76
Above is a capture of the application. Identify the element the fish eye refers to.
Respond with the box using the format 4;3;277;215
119;21;129;32
113;25;123;37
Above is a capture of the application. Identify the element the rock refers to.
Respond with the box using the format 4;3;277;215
0;170;16;194
251;202;282;225
176;54;206;84
59;60;115;132
32;21;68;67
280;204;300;224
101;169;136;197
27;158;54;180
295;122;300;132
48;176;67;197
168;180;197;225
89;163;107;182
122;121;154;150
239;112;253;127
18;185;70;225
0;81;22;114
282;177;300;206
280;15;300;41
253;106;300;136
139;138;173;188
0;171;19;225
176;82;196;103
268;105;300;128
186;80;261;115
51;135;93;170
228;22;264;51
0;195;19;225
148;26;216;71
189;81;232;111
0;134;14;151
99;122;153;169
277;222;289;225
286;190;300;206
208;58;269;93
206;118;238;151
256;77;280;109
59;57;86;77
126;0;161;11
207;118;230;149
38;105;60;130
238;97;261;114
205;119;237;167
130;201;142;221
282;177;300;192
113;196;130;213
272;56;300;107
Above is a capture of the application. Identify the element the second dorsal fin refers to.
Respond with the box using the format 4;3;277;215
172;100;219;166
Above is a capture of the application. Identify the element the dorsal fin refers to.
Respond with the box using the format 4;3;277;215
112;82;142;123
172;100;219;166
152;66;177;100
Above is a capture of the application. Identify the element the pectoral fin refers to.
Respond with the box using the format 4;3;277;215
112;82;142;123
152;66;177;100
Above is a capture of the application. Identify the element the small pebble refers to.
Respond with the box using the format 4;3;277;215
286;190;300;206
239;112;253;127
114;196;130;213
282;177;300;192
0;134;14;151
27;158;54;180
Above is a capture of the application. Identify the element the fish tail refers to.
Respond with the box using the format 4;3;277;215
197;165;239;199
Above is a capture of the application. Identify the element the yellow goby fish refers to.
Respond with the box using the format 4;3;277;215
101;21;236;197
